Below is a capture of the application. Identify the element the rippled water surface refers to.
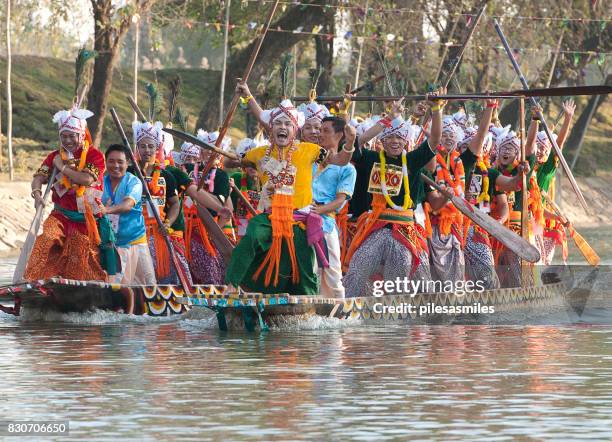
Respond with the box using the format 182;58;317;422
0;228;611;441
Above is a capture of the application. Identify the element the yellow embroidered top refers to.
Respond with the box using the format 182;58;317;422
243;142;327;209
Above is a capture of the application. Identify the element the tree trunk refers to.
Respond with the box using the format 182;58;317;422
196;0;329;130
564;73;610;173
87;0;151;147
314;7;335;95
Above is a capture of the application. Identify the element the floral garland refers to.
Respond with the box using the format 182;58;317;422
474;157;490;204
146;162;162;195
59;140;89;197
379;149;412;211
434;150;465;197
263;142;297;188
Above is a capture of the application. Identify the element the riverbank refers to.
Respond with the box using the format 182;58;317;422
1;174;610;257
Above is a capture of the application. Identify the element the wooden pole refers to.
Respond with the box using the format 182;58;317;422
519;97;529;286
6;0;13;181
219;0;231;126
0;80;3;170
350;0;369;119
292;43;297;98
132;14;140;122
199;0;280;186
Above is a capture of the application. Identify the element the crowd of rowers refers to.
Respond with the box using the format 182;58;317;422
24;80;576;298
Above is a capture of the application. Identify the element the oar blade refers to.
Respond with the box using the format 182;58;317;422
421;173;541;263
570;228;601;267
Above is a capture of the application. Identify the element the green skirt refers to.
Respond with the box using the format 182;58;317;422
225;213;319;295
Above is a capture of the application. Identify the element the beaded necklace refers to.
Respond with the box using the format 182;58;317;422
379;149;412;211
263;142;297;188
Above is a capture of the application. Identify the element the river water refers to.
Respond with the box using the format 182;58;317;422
1;227;611;441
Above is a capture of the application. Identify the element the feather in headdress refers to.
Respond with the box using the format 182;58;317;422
166;75;182;123
308;66;324;93
146;82;162;122
279;53;293;99
74;47;97;106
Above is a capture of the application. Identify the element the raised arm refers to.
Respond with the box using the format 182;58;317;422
358;98;406;148
427;89;445;151
327;123;356;166
556;99;576;149
469;98;497;157
236;80;266;129
525;115;540;158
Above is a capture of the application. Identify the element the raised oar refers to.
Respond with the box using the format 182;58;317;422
162;128;240;161
292;86;611;103
198;0;281;187
541;191;600;266
127;96;147;122
494;19;589;214
110;108;193;293
231;183;258;217
421;173;541;263
12;168;58;283
415;3;488;145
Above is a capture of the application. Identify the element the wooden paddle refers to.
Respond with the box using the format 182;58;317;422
12;168;58;283
162;127;240;161
110;108;193;293
421;173;541;263
414;4;488;146
231;182;258;217
198;0;281;186
128;96;147;122
541;191;600;266
494;20;590;214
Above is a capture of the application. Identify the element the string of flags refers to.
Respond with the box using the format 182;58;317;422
176;19;611;59
240;0;611;25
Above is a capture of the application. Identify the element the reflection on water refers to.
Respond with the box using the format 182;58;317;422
0;228;611;440
0;323;611;441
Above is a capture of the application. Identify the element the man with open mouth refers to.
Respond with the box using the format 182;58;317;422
225;81;354;295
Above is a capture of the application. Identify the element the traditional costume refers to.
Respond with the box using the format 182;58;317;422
225;99;329;295
24;107;116;282
102;171;156;285
312;155;356;299
458;124;501;289
494;130;542;287
231;137;263;239
534;131;567;264
180;130;231;285
427;117;469;285
343;117;434;298
130;121;193;286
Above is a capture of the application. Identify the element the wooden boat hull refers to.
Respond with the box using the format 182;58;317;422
0;267;603;328
0;278;194;317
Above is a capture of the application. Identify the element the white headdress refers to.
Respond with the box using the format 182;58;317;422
536;130;557;150
52;107;94;136
260;99;305;128
442;116;465;142
495;129;520;159
452;110;468;130
197;129;232;152
458;126;494;156
180;141;201;159
132;121;164;147
235;137;267;158
380;117;414;142
297;102;331;123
